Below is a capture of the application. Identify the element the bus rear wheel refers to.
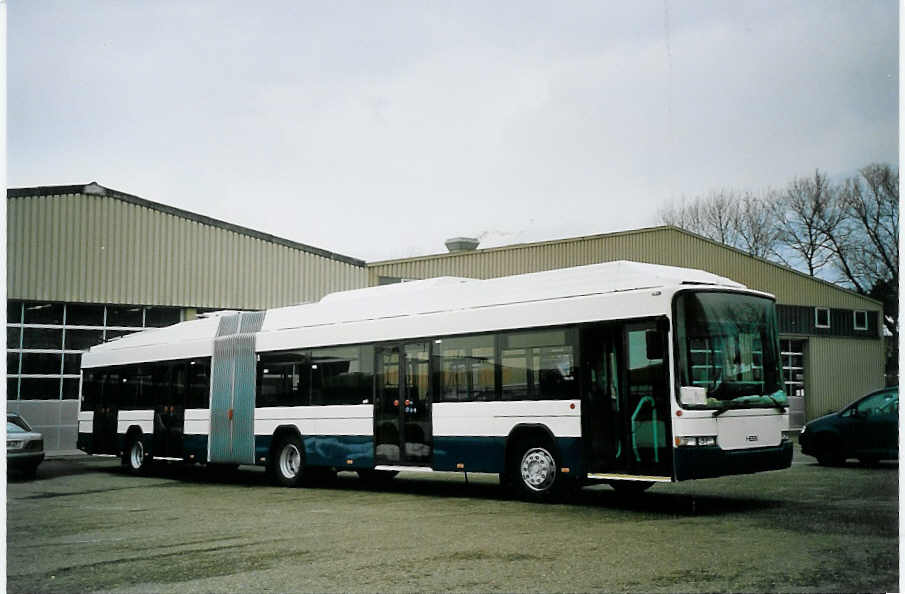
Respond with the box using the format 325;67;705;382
122;435;147;474
269;435;305;487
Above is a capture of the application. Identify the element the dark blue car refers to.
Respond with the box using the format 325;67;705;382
799;387;898;465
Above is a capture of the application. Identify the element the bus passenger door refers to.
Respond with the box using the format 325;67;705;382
92;370;120;454
374;343;433;466
623;322;672;477
580;325;624;473
153;363;185;459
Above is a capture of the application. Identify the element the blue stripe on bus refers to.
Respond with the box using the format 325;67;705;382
91;432;583;474
302;435;373;468
184;434;208;461
252;434;375;468
432;436;506;472
433;436;583;474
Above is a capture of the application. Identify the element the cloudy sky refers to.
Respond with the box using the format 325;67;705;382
9;1;899;262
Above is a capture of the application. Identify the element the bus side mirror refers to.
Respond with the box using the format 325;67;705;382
646;330;664;360
680;386;707;406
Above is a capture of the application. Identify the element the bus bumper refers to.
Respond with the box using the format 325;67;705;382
673;440;793;481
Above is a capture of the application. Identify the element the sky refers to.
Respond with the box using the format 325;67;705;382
8;1;899;262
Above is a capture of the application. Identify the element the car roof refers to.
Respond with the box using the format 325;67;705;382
851;386;898;405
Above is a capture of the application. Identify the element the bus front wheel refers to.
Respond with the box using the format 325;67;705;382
269;435;305;487
510;441;564;502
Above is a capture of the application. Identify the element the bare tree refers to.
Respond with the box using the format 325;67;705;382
657;164;898;382
733;191;779;259
832;164;899;338
772;171;836;277
659;190;741;247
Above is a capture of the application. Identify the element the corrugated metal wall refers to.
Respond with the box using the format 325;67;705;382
8;192;369;309
368;227;882;312
804;336;886;418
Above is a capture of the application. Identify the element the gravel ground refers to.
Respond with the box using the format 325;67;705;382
6;447;898;593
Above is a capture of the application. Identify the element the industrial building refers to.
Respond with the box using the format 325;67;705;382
7;183;368;451
7;185;887;452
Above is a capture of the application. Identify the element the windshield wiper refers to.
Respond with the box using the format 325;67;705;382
711;403;736;417
764;393;787;413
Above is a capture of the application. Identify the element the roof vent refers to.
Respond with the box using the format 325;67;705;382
83;182;106;196
445;237;480;253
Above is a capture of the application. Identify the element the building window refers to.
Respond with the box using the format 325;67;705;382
814;307;830;329
6;301;184;401
23;302;64;325
853;310;868;331
66;304;105;326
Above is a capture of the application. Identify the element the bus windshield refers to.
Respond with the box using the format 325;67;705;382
674;291;785;409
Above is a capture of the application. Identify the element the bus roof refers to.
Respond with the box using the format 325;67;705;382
263;260;742;331
83;260;746;365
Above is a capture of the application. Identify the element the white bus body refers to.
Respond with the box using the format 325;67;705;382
78;261;792;499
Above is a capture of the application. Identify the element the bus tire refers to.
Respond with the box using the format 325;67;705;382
510;440;563;502
270;434;305;487
122;435;148;474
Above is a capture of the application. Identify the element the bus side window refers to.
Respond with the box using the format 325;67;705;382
186;359;210;409
119;366;139;410
258;351;309;407
501;329;578;401
81;371;99;411
172;363;187;405
310;346;362;406
140;364;165;409
433;334;496;402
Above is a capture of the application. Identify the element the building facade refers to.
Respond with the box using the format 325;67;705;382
368;226;887;427
7;183;369;451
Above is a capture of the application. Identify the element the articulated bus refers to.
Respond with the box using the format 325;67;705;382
78;261;792;500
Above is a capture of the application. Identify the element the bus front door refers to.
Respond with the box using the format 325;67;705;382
622;322;672;477
374;343;433;466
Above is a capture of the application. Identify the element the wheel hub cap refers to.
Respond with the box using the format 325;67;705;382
520;447;556;492
279;444;301;479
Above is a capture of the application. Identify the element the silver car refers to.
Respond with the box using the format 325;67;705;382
7;413;44;478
